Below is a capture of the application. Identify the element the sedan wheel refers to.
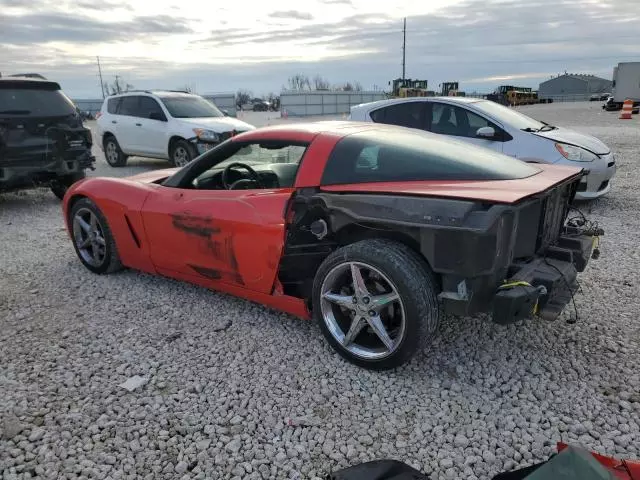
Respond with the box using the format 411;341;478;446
320;261;406;361
313;239;441;370
73;207;108;268
70;198;123;274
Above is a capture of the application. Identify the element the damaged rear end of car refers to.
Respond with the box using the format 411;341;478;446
0;77;95;198
278;128;601;327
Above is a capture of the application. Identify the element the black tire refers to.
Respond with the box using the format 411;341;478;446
169;139;197;167
103;135;128;167
50;171;86;200
69;197;123;274
312;239;441;370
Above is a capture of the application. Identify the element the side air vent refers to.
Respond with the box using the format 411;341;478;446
124;214;141;248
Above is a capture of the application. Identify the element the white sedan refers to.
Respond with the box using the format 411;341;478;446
349;97;616;200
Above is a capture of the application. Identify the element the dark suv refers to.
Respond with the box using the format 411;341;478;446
0;77;95;199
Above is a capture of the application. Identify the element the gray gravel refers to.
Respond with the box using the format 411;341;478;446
1;104;640;479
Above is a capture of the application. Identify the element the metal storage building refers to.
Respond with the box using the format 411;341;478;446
538;73;613;101
280;91;387;117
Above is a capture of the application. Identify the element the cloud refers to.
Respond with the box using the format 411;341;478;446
1;0;637;97
268;10;314;21
0;12;194;44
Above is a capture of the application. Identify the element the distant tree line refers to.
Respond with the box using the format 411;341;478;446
286;73;363;92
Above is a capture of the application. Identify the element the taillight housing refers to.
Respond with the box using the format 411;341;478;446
95;111;102;119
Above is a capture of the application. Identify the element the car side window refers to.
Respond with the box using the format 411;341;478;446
118;96;140;117
369;102;424;129
431;104;499;139
139;97;166;120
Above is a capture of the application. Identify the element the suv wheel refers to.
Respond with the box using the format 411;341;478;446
312;239;441;370
170;140;197;167
50;171;86;200
104;136;128;167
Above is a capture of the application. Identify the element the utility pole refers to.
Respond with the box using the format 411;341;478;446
402;17;406;81
96;56;105;99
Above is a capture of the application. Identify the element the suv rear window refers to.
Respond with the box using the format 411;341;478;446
106;97;121;114
321;129;540;185
0;88;76;117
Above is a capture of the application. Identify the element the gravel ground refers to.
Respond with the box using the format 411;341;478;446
1;103;639;480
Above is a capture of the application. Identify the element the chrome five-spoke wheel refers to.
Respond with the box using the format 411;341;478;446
69;198;123;274
321;261;405;360
313;239;441;370
73;208;107;268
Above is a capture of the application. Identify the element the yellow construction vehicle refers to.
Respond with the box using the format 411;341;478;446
441;82;465;96
388;78;431;98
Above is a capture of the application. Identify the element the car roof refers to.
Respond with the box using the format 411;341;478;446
105;90;198;99
0;77;61;89
350;96;483;113
233;121;393;142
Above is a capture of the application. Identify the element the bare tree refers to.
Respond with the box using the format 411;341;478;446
266;92;280;111
335;81;363;92
236;89;252;109
287;74;310;91
313;74;330;90
103;75;134;95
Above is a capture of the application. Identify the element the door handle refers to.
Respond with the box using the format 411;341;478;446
135;123;142;126
111;120;117;124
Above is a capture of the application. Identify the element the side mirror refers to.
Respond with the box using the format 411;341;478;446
149;111;166;121
476;126;496;139
221;109;230;117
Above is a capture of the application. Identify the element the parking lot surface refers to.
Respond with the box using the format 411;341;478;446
1;103;639;480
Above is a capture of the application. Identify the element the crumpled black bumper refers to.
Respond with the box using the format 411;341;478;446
0;149;95;190
492;228;598;325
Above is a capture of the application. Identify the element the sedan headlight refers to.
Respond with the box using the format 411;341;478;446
193;128;219;142
555;142;597;162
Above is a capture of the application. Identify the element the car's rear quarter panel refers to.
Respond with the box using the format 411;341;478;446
64;178;157;274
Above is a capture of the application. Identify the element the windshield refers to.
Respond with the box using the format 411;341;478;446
216;144;307;169
0;88;76;117
472;100;546;131
159;96;224;118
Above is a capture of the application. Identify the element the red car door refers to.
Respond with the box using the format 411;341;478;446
141;186;294;294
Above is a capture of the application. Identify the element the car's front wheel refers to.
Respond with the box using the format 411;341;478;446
50;171;86;200
69;198;123;274
170;139;197;167
312;239;441;370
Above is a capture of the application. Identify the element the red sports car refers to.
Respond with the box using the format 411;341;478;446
63;121;600;370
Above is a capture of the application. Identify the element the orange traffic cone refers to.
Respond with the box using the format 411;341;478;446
620;99;633;119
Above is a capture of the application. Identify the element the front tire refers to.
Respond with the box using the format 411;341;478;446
312;239;441;370
51;171;86;200
69;198;123;274
170;139;197;167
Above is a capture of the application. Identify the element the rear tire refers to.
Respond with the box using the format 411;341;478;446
103;135;128;167
51;171;86;200
312;239;441;370
69;197;123;274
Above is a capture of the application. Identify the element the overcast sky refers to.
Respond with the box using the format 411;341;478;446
1;0;638;98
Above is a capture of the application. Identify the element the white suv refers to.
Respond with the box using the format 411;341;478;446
96;90;255;167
